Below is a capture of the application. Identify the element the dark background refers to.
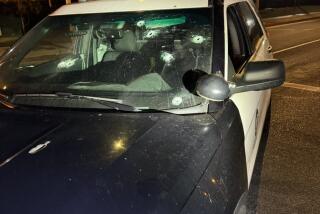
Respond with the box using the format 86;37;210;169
0;0;75;36
260;0;320;9
1;0;320;37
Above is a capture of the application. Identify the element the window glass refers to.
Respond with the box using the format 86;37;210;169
19;26;76;67
227;6;250;73
0;9;213;111
237;2;263;51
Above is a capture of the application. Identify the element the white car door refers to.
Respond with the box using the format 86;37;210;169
224;0;273;184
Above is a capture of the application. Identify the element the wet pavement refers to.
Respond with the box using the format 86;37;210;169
261;6;320;27
248;18;320;213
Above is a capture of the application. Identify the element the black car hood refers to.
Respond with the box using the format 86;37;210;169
0;108;221;214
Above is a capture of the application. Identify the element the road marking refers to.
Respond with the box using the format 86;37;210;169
266;18;320;29
264;14;299;20
273;38;320;54
264;11;320;21
282;82;320;93
270;28;318;31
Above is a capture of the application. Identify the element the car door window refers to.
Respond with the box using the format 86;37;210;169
236;2;263;52
227;5;250;75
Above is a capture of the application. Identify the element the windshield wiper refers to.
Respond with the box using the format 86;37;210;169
57;92;138;111
12;92;138;112
16;65;35;70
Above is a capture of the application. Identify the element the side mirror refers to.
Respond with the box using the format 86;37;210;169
230;60;285;94
196;60;285;102
196;74;230;101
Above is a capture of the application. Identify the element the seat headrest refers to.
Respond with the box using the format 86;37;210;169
114;30;138;52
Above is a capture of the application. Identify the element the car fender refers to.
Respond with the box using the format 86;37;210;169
180;100;247;213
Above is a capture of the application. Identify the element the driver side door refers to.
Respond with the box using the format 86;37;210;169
224;1;273;184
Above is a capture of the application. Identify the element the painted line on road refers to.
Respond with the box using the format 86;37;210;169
273;38;320;54
266;18;320;29
264;14;300;20
264;12;320;21
282;82;320;93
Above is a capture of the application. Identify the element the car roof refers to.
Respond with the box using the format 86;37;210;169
50;0;211;16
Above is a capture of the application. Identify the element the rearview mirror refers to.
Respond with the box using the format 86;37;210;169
196;60;285;102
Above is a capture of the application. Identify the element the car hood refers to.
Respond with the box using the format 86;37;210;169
0;108;221;214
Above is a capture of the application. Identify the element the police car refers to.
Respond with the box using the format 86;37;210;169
0;0;284;213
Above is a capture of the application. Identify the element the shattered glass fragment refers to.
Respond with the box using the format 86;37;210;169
144;30;160;39
57;58;77;69
136;20;145;27
191;35;205;44
171;96;183;106
160;51;175;64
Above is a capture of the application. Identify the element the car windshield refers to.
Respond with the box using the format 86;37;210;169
0;8;213;111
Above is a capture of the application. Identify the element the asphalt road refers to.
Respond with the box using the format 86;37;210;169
248;18;320;213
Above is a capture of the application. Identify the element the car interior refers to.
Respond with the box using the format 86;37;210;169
10;13;213;96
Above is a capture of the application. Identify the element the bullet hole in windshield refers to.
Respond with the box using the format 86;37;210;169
191;35;205;44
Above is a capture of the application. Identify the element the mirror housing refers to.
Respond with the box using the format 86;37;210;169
230;60;285;94
196;60;285;102
196;74;230;102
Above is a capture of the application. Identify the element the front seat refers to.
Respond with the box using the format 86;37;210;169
97;30;149;84
103;30;138;62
